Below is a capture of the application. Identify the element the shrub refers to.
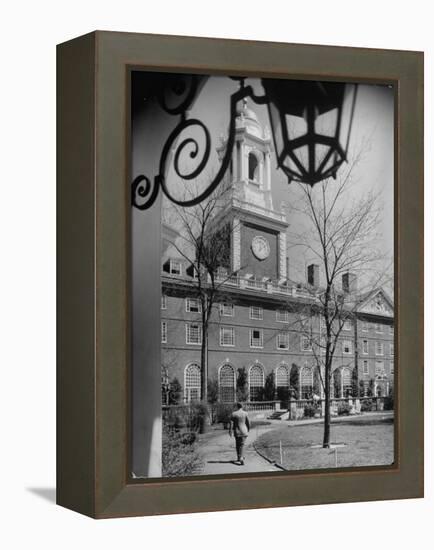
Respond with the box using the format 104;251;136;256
216;403;234;427
236;367;249;402
383;395;394;410
189;401;209;432
168;377;182;405
337;402;351;416
162;425;203;477
303;404;316;418
361;399;373;412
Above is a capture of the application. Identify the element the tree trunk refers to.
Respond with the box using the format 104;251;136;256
200;315;209;432
323;362;331;448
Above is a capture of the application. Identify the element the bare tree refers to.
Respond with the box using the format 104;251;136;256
162;180;241;406
286;147;392;448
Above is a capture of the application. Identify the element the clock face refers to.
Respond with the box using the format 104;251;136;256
251;236;270;260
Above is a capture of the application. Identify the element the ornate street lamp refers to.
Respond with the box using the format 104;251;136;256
132;74;358;210
262;79;358;186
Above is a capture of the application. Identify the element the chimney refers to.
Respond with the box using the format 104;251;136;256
342;272;357;294
307;264;320;287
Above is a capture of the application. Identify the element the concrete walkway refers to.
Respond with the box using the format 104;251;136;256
196;411;394;475
197;422;282;475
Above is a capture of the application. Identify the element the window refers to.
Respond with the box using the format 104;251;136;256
363;360;369;375
362;339;369;354
186;298;201;313
375;360;385;375
250;306;263;320
250;329;263;348
375;341;384;355
362;321;369;332
390;361;394;374
161;321;167;344
375;323;383;333
248;152;259;182
342;340;353;355
276;309;289;323
184;364;201;402
390;342;394;356
220;326;235;347
342;368;353;397
161;294;167;310
300;366;313;399
275;365;289;389
186;323;202;345
301;335;312;351
169;260;182;275
249;364;264;401
220;302;234;317
219;365;235;403
343;319;352;331
276;332;289;350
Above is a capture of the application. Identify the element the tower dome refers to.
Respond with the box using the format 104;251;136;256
236;100;262;138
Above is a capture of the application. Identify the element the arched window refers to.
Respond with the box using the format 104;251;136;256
300;366;313;399
248;152;259;182
184;363;201;403
219;364;235;403
275;364;290;402
275;364;289;388
249;364;264;401
342;367;352;397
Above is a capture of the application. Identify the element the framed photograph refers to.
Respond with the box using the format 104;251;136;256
57;31;423;518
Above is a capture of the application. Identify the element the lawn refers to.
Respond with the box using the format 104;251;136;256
255;415;394;470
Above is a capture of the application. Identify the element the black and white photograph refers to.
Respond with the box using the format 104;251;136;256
130;71;394;479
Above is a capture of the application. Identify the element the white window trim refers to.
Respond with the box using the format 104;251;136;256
362;360;369;375
185;297;202;313
375;341;384;356
185;323;202;345
300;335;312;351
169;259;182;275
276;332;289;350
276;309;289;323
375;360;385;375
250;329;263;349
342;340;353;355
343;320;352;331
220;303;234;317
250;306;263;320
220;326;235;347
161;321;167;344
362;339;369;354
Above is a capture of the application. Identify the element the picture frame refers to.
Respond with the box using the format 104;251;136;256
57;30;423;518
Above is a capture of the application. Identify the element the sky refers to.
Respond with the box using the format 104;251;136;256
155;74;394;291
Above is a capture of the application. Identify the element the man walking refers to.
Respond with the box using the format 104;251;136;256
229;403;250;465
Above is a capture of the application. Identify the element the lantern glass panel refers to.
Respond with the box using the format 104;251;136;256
338;84;357;154
267;101;285;162
285;113;307;141
315;144;332;170
283;152;302;178
293;145;309;169
315;107;338;138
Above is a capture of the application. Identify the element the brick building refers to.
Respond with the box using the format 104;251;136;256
161;103;394;404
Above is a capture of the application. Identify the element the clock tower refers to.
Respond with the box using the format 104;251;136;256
217;100;289;281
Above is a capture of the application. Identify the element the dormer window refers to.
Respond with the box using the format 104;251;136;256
169;260;182;275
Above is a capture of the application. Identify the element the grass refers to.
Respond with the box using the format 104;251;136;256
255;415;394;470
